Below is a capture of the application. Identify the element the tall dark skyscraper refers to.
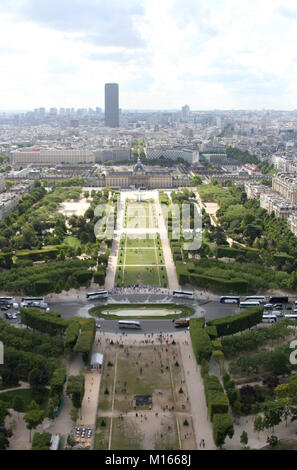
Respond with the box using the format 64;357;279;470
105;83;119;128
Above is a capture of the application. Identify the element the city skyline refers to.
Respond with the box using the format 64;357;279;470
0;0;296;110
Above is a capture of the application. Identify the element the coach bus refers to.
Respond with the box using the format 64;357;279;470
269;296;289;304
245;296;266;304
220;296;240;304
86;291;109;300
21;297;45;303
118;320;141;329
284;313;297;320
0;296;14;305
172;291;194;299
239;301;261;309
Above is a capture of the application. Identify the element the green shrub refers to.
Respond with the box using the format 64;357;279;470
213;413;234;447
207;306;263;337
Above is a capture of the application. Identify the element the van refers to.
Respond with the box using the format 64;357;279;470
262;316;277;323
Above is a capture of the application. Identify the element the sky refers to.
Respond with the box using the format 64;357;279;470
0;0;297;110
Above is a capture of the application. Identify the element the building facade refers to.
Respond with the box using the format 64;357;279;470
11;148;95;165
105;83;119;128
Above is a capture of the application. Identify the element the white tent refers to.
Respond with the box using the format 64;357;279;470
90;353;104;369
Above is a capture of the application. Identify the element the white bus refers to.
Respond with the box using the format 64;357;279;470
173;291;194;299
21;296;45;303
220;296;240;304
0;296;14;304
284;313;297;320
245;296;266;304
118;320;141;329
86;291;109;300
240;301;261;309
262;315;277;323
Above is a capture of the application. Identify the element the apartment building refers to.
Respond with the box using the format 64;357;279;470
272;173;297;204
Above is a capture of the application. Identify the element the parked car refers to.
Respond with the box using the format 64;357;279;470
5;312;13;320
1;305;9;311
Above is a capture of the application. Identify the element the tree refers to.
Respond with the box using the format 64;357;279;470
267;434;278;448
24;407;44;442
13;396;25;417
31;431;52;450
0;432;9;450
254;416;264;439
0;400;10;426
240;431;248;448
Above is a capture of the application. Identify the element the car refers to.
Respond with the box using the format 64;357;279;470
12;302;19;309
5;312;13;320
272;310;284;318
264;303;273;310
273;304;283;310
1;306;9;311
96;323;101;329
286;306;292;310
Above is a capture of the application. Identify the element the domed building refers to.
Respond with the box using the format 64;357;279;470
105;157;174;189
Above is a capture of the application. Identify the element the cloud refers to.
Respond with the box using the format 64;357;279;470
0;0;147;48
279;6;297;21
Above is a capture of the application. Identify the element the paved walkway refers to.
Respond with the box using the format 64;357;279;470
156;197;180;291
177;336;216;450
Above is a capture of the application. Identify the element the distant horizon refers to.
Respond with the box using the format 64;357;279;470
1;108;297;114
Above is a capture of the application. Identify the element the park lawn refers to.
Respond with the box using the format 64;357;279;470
125;248;158;265
98;353;116;412
110;418;143;450
0;388;49;412
121;266;161;286
154;415;180;450
125;236;157;248
64;236;81;249
114;346;173;412
94;417;111;450
89;303;194;320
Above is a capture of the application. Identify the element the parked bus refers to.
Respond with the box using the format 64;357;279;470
262;315;277;323
0;296;14;305
174;319;189;328
21;297;45;303
240;301;261;309
86;291;109;300
245;296;266;304
269;296;289;304
118;320;141;329
172;291;194;299
220;296;240;304
284;313;297;320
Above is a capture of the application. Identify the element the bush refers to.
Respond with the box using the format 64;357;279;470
207;390;229;421
190;320;212;364
213;413;234;448
207;306;263;337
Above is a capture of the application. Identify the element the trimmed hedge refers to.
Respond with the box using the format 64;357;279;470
205;325;218;340
189;273;249;294
64;319;80;352
215;245;260;261
207;306;263;337
74;318;96;364
213;413;234;448
20;307;68;336
190;318;212;363
207;390;229;421
50;367;67;397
